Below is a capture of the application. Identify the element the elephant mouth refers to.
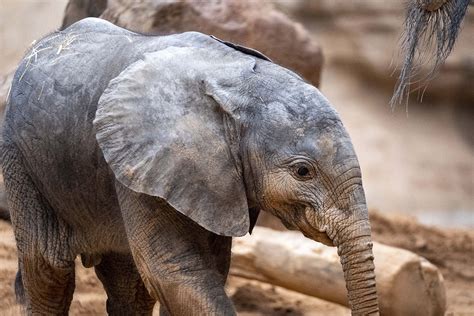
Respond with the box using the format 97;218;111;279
270;205;335;246
300;228;334;247
310;230;334;247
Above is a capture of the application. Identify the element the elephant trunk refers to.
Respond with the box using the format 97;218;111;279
329;200;379;315
337;227;379;315
303;203;379;314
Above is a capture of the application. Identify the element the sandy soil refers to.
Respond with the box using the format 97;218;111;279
369;211;474;315
0;213;473;315
0;219;351;315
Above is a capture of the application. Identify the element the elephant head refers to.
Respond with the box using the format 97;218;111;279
391;0;471;106
93;36;379;315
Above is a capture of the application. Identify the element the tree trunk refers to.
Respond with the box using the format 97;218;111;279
231;227;446;316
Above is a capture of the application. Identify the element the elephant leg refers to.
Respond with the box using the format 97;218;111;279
157;236;231;316
116;182;236;316
94;252;156;315
159;306;171;316
2;146;76;315
17;255;75;315
208;234;233;282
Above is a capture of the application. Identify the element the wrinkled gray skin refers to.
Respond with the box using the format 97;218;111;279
2;18;378;315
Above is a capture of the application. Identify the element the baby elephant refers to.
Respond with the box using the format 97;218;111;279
2;18;378;315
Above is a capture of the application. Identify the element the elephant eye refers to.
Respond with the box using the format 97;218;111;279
291;161;314;180
297;166;309;177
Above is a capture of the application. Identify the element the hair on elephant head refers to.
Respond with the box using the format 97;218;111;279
94;40;379;314
391;0;471;106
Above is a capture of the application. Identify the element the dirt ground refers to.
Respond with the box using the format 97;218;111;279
0;218;351;315
0;212;473;315
369;211;474;315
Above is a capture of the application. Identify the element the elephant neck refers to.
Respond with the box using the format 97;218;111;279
239;133;261;210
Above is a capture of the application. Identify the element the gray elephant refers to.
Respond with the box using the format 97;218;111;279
2;18;379;315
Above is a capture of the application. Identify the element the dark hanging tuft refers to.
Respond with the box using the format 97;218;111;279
390;0;470;108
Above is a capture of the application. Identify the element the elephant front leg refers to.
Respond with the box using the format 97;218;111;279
116;183;236;316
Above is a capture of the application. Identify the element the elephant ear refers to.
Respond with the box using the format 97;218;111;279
94;46;257;236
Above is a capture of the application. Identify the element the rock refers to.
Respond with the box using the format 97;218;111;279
61;0;107;29
61;0;323;87
277;0;401;17
231;226;447;316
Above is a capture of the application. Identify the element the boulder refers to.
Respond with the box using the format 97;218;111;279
61;0;323;87
61;0;107;29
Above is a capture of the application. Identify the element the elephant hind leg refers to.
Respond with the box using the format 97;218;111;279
17;255;75;314
14;268;25;305
2;145;76;314
94;252;156;315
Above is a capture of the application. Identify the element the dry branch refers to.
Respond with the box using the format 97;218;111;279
231;227;446;316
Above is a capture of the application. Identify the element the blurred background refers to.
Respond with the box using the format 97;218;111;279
1;0;472;227
277;0;473;229
0;0;472;315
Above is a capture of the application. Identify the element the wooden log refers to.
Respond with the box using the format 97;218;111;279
231;227;446;316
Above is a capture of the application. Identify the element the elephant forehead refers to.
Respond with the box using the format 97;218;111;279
258;112;355;165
